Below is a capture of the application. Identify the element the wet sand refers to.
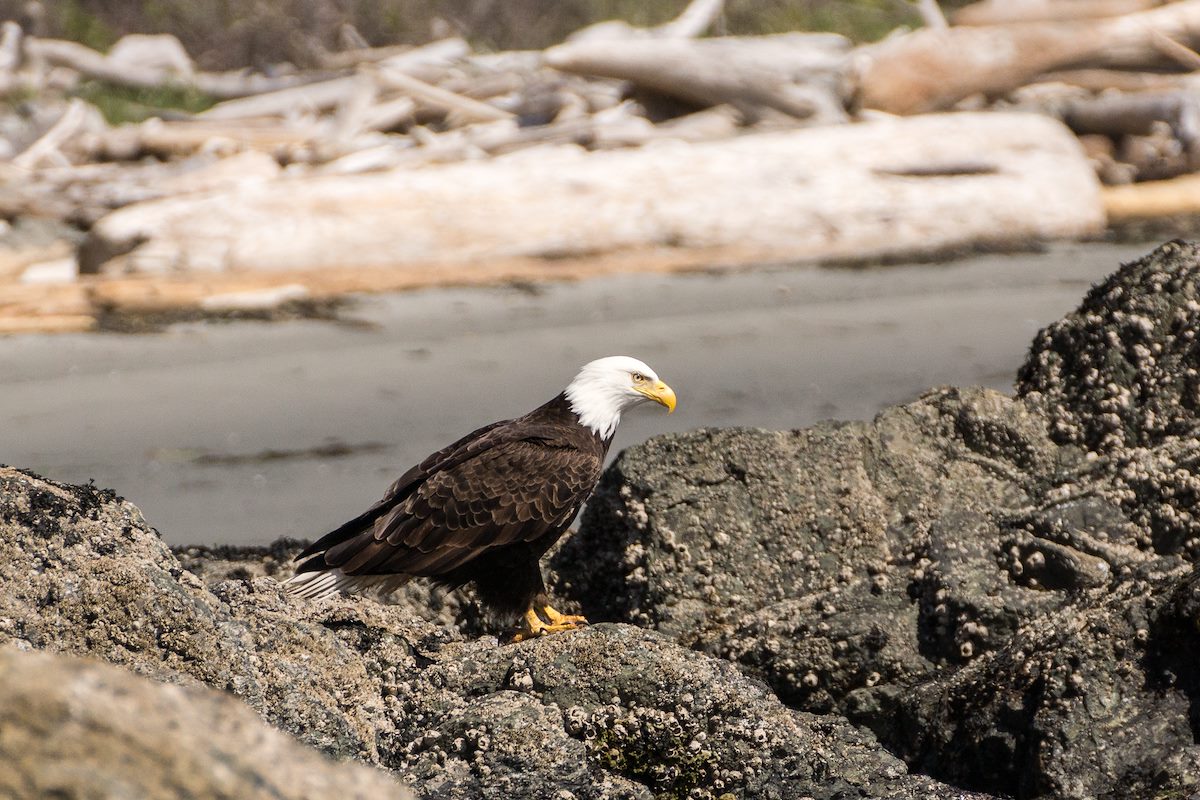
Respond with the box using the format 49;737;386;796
0;241;1154;545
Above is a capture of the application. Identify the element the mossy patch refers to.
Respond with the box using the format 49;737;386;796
72;80;215;125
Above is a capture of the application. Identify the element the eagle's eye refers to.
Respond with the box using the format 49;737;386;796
631;372;646;383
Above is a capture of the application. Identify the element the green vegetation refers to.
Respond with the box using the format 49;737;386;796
0;0;971;71
725;0;924;42
72;81;214;125
58;0;119;52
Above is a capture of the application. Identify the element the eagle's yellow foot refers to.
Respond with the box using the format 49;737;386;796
540;604;588;627
509;605;589;642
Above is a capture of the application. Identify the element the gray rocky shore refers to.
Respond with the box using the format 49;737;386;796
5;241;1200;799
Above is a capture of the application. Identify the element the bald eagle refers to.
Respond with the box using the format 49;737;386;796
285;356;676;641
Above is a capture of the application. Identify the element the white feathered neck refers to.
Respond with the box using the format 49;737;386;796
563;356;659;440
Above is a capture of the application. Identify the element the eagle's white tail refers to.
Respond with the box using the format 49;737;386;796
283;568;411;601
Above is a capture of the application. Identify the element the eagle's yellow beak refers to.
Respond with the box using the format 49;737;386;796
640;379;677;413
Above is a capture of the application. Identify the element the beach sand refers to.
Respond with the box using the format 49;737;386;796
0;240;1155;545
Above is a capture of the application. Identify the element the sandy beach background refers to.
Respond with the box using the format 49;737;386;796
2;240;1155;545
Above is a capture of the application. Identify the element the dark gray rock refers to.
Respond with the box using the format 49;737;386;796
1017;239;1200;557
556;387;1083;705
897;568;1200;800
0;646;412;800
0;466;391;764
0;466;983;800
554;241;1200;799
1018;239;1200;453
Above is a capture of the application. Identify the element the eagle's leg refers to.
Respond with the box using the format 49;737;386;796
510;605;588;642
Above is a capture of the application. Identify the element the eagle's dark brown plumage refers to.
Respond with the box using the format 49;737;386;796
285;356;676;641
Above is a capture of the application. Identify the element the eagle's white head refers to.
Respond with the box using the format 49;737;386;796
564;355;676;439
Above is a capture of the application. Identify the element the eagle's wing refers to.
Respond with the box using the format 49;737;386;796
303;433;601;580
293;418;510;563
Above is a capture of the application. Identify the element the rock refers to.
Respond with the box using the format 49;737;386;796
556;241;1200;798
557;387;1077;669
0;466;983;799
1018;239;1200;453
0;466;414;763
0;646;411;800
895;569;1200;800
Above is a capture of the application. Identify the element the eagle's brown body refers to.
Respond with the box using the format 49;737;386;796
292;392;610;617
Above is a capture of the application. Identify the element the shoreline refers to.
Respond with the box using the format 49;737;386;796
1;239;1160;546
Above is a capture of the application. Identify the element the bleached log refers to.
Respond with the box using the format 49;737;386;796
1063;91;1200;141
200;77;359;121
952;0;1159;26
545;34;851;120
24;37;327;100
199;41;465;122
466;51;543;76
0;150;283;225
568;0;724;43
361;97;417;132
376;38;471;78
1103;173;1200;220
80;112;1103;276
318;44;416;71
330;71;378;143
1149;29;1200;70
1035;69;1190;93
375;66;512;123
912;0;949;29
0;21;23;73
858;0;1200;114
105;34;194;77
655;0;726;39
12;98;91;169
103;119;321;159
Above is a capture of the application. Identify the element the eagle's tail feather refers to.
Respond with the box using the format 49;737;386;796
282;568;411;601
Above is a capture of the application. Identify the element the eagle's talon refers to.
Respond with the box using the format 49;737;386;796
540;604;588;627
509;606;587;642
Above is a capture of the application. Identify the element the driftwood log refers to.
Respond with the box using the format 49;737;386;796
952;0;1161;26
1103;173;1200;220
544;34;851;121
858;0;1200;114
1063;91;1200;141
24;37;327;100
79;112;1103;276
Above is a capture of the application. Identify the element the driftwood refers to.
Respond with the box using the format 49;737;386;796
1118;128;1193;182
568;0;725;42
12;98;93;168
200;77;360;121
545;34;850;121
0;150;283;225
79;113;1103;276
0;21;21;73
952;0;1160;26
375;66;512;124
858;0;1200;114
912;0;949;29
1035;69;1192;93
1063;91;1200;143
16;2;1200;332
1104;172;1200;220
24;37;327;100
